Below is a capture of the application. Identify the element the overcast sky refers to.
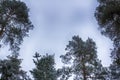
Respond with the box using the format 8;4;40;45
0;0;113;78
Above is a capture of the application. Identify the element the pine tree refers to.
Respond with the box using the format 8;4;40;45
95;0;120;79
31;52;57;80
60;36;107;80
95;0;120;65
0;54;31;80
0;0;33;54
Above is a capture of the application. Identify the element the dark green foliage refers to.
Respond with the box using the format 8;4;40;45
109;61;120;80
0;55;31;80
61;36;107;80
93;64;109;80
95;0;120;64
31;53;57;80
57;67;72;80
0;0;33;54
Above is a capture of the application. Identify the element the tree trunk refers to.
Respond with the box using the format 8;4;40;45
83;63;87;80
82;54;87;80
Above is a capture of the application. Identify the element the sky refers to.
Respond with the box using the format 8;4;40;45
0;0;113;79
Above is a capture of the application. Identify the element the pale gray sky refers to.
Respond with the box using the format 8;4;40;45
0;0;113;79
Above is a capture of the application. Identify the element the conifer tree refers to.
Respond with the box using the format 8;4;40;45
61;36;107;80
0;54;31;80
95;0;120;64
0;0;33;53
95;0;120;79
31;52;57;80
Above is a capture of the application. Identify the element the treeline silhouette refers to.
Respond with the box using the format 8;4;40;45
0;0;120;80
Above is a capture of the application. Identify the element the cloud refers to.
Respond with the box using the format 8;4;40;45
24;0;96;27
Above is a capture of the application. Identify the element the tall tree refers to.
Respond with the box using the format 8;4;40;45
0;54;31;80
61;36;107;80
0;0;33;54
31;52;57;80
95;0;120;64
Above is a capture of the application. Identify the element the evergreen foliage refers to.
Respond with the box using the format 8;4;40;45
61;36;108;80
95;0;120;65
0;55;31;80
57;67;72;80
31;53;57;80
109;61;120;80
0;0;33;54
